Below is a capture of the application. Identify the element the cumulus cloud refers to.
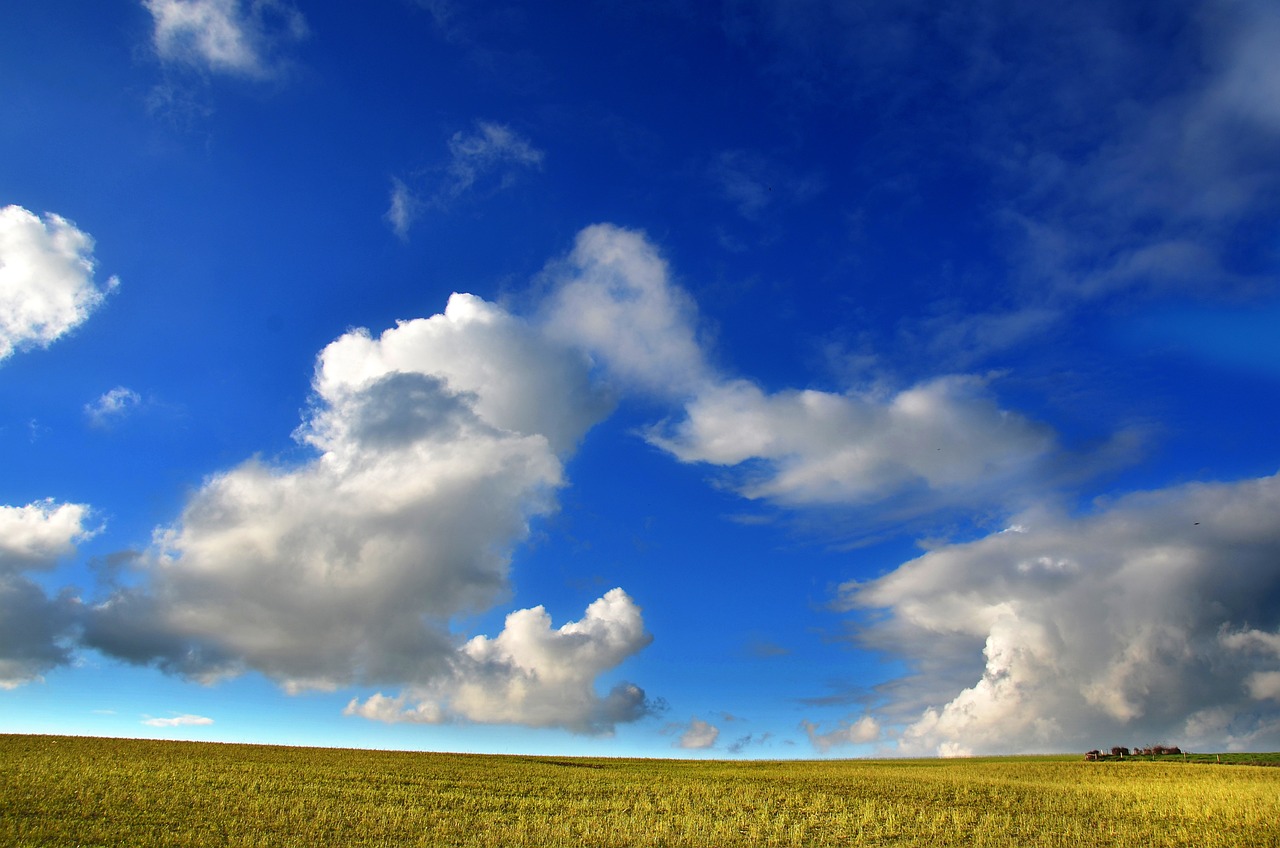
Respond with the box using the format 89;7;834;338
536;225;1063;513
65;222;1075;734
80;287;651;732
650;375;1055;507
0;500;94;570
669;717;720;749
142;0;307;78
840;472;1280;756
541;224;712;397
310;292;610;455
344;588;653;735
800;716;881;753
0;205;117;363
141;713;214;727
84;292;607;688
0;500;94;688
85;387;142;428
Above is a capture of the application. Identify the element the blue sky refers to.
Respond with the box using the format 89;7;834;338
2;0;1280;758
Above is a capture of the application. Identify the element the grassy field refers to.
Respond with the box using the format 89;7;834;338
3;735;1279;847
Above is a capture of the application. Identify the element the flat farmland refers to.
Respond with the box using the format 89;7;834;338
3;734;1278;847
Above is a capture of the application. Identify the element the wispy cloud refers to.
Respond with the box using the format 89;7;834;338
711;149;823;220
384;178;421;242
141;0;308;79
728;0;1280;366
387;122;543;238
85;387;143;428
745;639;790;658
444;122;544;198
0;206;117;364
726;731;773;755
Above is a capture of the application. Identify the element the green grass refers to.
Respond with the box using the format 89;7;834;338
3;735;1279;847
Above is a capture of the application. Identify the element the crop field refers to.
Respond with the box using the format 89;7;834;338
3;735;1279;847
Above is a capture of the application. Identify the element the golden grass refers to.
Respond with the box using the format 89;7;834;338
3;734;1278;846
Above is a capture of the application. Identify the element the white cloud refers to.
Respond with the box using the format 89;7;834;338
142;713;214;727
538;225;1064;514
66;223;1085;735
310;292;610;455
534;226;1067;513
81;288;650;732
85;387;142;428
650;375;1055;507
0;500;94;572
345;588;652;735
0;205;117;363
142;0;307;78
841;472;1280;755
673;717;721;749
541;224;712;397
800;716;881;753
0;499;94;688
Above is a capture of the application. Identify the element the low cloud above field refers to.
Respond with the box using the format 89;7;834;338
0;205;117;363
142;713;214;727
344;589;652;735
666;717;720;750
801;717;881;753
840;472;1280;756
